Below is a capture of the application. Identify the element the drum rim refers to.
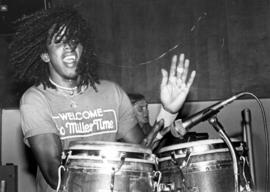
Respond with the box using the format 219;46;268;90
158;138;241;153
67;141;153;154
67;155;156;164
158;148;243;162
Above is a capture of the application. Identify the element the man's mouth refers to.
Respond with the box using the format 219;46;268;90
63;55;76;63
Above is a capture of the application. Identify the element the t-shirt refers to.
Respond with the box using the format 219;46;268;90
20;80;137;192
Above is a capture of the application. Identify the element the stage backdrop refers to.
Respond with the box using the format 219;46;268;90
50;0;270;103
1;0;270;106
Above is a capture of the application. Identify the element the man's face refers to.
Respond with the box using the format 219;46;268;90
133;99;149;124
42;26;83;81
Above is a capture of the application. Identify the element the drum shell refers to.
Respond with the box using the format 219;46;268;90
157;139;250;192
60;141;156;192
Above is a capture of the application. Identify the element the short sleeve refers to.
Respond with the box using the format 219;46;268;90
20;87;59;146
112;84;138;140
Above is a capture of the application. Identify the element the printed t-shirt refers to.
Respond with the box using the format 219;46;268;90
20;80;137;192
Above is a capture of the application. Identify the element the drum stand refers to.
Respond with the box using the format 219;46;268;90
208;116;240;192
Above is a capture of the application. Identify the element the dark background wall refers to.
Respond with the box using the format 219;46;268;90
1;0;270;105
0;0;47;107
54;0;270;103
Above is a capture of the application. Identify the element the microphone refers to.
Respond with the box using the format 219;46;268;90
171;92;245;137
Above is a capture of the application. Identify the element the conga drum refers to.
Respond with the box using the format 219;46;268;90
157;139;252;192
60;141;158;192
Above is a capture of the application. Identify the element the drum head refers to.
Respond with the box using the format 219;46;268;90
158;138;242;160
68;140;152;154
65;141;155;164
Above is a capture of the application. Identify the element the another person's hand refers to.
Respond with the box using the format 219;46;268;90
160;53;196;113
141;119;171;150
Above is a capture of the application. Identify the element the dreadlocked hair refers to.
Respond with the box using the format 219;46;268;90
9;6;99;90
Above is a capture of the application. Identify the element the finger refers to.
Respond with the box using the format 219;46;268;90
160;69;168;88
150;141;160;150
143;122;159;147
150;124;170;150
176;53;185;79
160;125;171;136
169;55;177;81
181;59;190;83
186;70;196;89
152;123;170;144
147;120;164;145
149;122;166;149
152;119;164;137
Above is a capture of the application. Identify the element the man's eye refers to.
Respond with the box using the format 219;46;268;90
137;107;144;112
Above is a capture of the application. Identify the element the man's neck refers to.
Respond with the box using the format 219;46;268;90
49;78;78;90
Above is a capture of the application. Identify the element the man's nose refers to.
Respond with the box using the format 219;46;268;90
64;43;72;50
64;41;76;51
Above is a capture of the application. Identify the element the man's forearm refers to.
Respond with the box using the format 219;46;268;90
41;158;62;189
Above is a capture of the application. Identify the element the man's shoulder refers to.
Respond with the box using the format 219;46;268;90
95;80;121;91
20;85;48;104
97;80;118;87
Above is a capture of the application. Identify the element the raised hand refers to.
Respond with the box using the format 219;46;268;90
160;53;196;114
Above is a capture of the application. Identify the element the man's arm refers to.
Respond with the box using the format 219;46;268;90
122;119;165;150
28;133;62;189
142;54;196;149
122;124;145;144
122;54;195;148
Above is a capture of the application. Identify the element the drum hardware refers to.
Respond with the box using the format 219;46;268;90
170;150;198;192
153;154;163;192
157;182;174;192
171;150;189;191
59;141;156;192
237;142;253;191
57;151;73;192
153;154;160;170
153;171;162;192
208;116;240;192
171;149;191;169
109;152;126;192
239;156;252;192
156;149;200;192
61;150;72;165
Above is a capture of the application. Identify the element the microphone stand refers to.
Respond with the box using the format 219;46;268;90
208;116;240;192
242;109;256;189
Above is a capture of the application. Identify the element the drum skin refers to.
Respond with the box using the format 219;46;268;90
60;141;156;192
157;139;251;192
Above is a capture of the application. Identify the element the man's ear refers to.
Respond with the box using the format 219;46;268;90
40;53;50;63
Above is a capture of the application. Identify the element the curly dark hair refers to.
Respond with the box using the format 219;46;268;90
9;6;99;90
128;93;146;105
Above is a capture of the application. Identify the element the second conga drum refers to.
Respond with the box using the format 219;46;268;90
60;141;157;192
157;139;250;192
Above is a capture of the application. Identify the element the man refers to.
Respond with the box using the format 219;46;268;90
9;6;196;192
128;93;152;135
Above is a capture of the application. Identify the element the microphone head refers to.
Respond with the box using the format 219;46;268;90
170;119;187;138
